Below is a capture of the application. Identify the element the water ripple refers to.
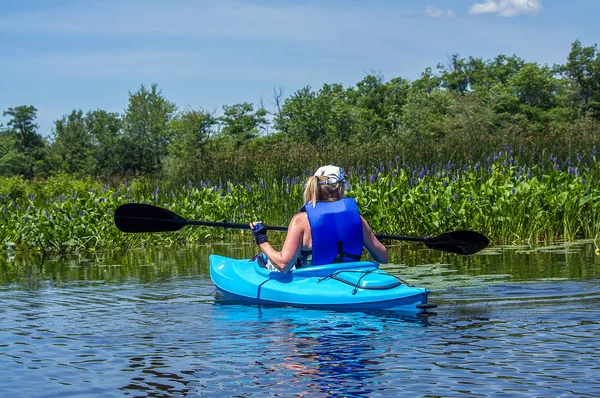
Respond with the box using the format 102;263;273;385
1;246;600;396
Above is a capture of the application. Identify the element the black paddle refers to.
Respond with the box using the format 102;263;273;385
114;203;489;255
114;203;287;233
374;231;489;255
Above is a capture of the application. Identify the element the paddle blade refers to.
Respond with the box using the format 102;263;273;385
114;203;188;233
424;230;489;255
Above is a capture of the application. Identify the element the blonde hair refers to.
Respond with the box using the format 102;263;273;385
303;176;346;207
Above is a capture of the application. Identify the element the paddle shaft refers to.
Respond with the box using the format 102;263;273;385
114;203;489;255
375;234;426;243
122;215;288;232
119;214;436;242
186;220;288;231
191;222;425;241
119;213;425;239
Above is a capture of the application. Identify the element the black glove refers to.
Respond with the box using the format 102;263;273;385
251;223;268;245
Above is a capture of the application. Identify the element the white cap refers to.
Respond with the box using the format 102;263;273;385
313;165;351;191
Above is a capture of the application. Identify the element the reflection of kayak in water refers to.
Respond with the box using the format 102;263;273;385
207;300;430;395
211;300;431;331
209;254;434;313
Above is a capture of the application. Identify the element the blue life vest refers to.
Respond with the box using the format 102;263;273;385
305;198;363;266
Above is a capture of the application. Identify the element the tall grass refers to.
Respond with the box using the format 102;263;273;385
1;144;599;252
164;116;600;188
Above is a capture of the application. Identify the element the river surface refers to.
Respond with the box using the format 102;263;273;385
1;242;599;397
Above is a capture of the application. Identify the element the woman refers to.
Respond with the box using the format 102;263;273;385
250;165;388;273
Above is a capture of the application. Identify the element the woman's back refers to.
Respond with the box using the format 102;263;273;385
250;165;388;273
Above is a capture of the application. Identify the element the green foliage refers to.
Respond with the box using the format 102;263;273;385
3;105;44;152
122;83;177;174
400;88;452;140
86;109;124;176
2;144;600;253
561;40;600;109
0;130;16;157
510;63;557;109
0;175;29;199
0;151;35;177
163;107;216;178
168;107;215;158
275;85;346;143
1;105;46;179
51;109;96;175
0;41;599;253
219;102;267;147
2;40;600;184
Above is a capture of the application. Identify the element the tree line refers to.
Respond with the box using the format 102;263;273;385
1;40;599;184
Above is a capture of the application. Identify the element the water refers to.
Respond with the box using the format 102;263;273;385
1;242;600;397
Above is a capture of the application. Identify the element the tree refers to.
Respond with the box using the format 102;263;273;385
1;105;46;178
400;88;453;141
438;54;471;93
123;84;177;174
411;67;441;94
219;102;267;147
345;74;410;140
168;107;216;162
486;55;525;86
3;105;44;154
51;109;95;175
510;63;557;109
275;86;320;142
449;55;525;92
561;40;600;115
0;151;35;177
0;127;20;176
86;110;124;175
0;124;14;157
275;84;354;144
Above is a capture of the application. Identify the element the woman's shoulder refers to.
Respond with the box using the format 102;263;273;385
290;212;309;227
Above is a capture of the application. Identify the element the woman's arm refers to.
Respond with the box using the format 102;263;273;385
252;213;308;273
361;216;389;264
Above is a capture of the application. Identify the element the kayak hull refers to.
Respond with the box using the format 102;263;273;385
209;254;430;312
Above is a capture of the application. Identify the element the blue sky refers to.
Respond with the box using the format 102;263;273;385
1;0;598;136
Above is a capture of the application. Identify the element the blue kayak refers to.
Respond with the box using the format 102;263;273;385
209;254;432;312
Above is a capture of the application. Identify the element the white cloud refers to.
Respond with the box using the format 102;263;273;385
425;6;456;18
469;0;543;17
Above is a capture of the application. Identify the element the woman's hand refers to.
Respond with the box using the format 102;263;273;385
250;221;268;245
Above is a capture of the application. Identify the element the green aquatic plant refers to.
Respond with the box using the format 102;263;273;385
1;146;600;252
